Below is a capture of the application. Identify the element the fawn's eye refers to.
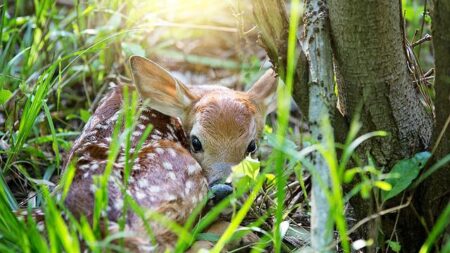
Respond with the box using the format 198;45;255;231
247;140;257;154
191;135;203;153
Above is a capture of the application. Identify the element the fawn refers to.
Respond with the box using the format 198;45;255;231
62;56;277;251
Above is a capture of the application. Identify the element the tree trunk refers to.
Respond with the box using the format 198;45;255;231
303;0;336;251
416;0;450;248
328;0;434;251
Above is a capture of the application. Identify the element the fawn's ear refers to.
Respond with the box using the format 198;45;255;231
247;69;278;115
130;56;197;118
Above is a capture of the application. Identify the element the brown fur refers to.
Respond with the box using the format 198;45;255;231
62;56;277;251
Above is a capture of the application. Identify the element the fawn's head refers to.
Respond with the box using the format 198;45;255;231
130;56;277;186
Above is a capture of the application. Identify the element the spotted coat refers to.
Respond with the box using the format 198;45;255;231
64;85;207;251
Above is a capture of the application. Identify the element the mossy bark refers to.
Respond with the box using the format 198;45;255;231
328;0;434;251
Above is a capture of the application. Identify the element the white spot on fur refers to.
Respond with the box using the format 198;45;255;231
95;124;109;130
37;221;45;232
87;130;98;136
109;113;119;122
90;163;99;170
168;172;177;180
138;179;149;188
197;192;205;201
136;191;146;200
167;148;177;157
163;162;173;170
155;148;164;154
137;124;146;130
191;195;198;204
187;164;201;175
140;115;149;121
114;199;123;210
97;143;109;148
132;131;142;137
79;164;90;170
148;186;161;193
164;193;177;201
146;153;157;160
185;180;193;194
151;134;161;140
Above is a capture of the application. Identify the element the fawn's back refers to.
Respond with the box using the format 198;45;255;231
65;85;207;245
64;56;278;251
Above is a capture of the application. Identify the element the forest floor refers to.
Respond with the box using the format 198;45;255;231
0;0;438;252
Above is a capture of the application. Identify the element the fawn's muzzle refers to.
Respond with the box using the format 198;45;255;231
209;181;233;204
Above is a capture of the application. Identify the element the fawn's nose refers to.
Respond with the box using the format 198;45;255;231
210;182;233;204
208;162;236;203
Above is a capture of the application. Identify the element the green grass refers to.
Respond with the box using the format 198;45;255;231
0;0;448;252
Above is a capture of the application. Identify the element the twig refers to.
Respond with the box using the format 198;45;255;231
416;0;428;58
423;68;434;78
385;192;406;253
412;76;434;85
412;34;432;48
431;114;450;155
347;196;412;235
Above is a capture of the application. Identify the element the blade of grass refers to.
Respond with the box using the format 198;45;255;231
210;177;265;252
419;203;450;253
43;103;61;169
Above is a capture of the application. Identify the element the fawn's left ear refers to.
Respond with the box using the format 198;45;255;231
129;56;197;119
247;69;278;115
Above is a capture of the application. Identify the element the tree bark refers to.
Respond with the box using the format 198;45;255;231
416;0;450;248
328;0;434;251
303;0;336;251
329;0;433;165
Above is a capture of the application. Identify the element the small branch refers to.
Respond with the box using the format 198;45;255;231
423;68;434;78
412;34;432;48
347;197;412;235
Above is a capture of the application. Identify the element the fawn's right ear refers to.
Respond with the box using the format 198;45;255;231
130;56;197;119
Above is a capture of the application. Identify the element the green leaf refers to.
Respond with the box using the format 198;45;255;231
231;155;260;180
196;232;220;242
265;173;276;184
360;182;371;199
374;181;392;191
79;109;91;123
344;168;360;183
387;240;401;252
0;89;12;105
382;151;431;201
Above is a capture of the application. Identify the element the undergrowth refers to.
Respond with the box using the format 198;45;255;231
0;1;448;252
